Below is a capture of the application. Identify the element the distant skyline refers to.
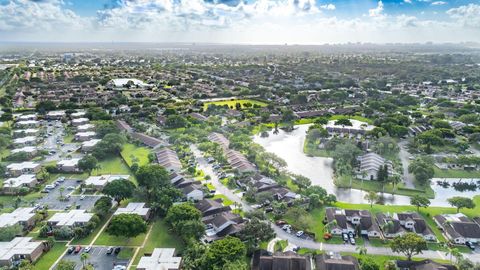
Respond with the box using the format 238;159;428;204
1;0;480;44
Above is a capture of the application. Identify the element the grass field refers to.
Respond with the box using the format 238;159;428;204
203;99;267;110
94;230;146;247
33;243;67;270
434;167;480;178
121;143;151;167
212;194;234;206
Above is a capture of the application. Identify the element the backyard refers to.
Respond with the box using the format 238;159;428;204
121;143;151;167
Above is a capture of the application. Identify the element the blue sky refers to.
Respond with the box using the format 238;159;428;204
0;0;480;43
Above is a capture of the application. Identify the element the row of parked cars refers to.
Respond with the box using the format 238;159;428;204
276;221;306;238
67;246;122;255
342;232;356;245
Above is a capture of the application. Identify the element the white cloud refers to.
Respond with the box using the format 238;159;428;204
431;1;447;6
369;1;384;17
319;4;336;11
404;0;412;4
447;4;480;27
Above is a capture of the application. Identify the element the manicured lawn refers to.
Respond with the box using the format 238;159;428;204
434;167;480;178
118;247;136;260
203;99;267;110
94;230;146;247
131;220;184;266
121;143;151;167
212;194;234;206
330;114;374;124
274;240;288;252
95;157;132;175
33;242;67;270
334;174;435;198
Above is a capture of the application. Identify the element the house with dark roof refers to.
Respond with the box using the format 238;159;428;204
377;212;436;241
155;148;182;172
195;199;231;219
434;213;480;244
251;250;312;270
314;253;360;270
181;184;204;201
325;208;381;238
396;259;457;270
204;211;245;241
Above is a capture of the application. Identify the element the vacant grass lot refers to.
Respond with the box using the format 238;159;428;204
33;242;67;270
434;167;480;178
203;99;267;110
121;143;151;167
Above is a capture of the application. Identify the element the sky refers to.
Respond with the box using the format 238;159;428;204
0;0;480;44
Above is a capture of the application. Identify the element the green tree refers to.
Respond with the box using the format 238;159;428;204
78;155;99;175
238;217;275;252
92;133;125;160
56;260;76;270
165;203;203;241
389;233;427;261
447;196;476;213
0;224;23;241
106;213;147;239
165;115;188;128
360;257;380;270
93;196;113;218
364;191;379;208
410;195;430;211
136;164;170;190
408;158;434;185
204;236;246;269
80;252;89;269
102;179;135;204
335;118;353;126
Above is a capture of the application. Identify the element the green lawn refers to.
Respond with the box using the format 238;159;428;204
131;220;184;266
203;99;267;110
434;167;480;178
71;212;113;245
334;174;435;198
303;137;331;157
212;194;234;206
330;114;374;124
118;247;136;260
94;230;146;247
33;242;67;270
121;143;151;167
344;253;451;270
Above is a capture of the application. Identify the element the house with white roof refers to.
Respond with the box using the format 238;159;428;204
71;117;89;126
15;120;39;128
48;210;93;227
77;123;95;132
70;111;86;119
15;114;37;121
46;110;65;120
0;208;36;229
81;139;101;152
13;129;39;138
11;146;38;157
74;131;96;141
3;175;37;193
0;237;44;267
13;136;37;147
85;174;129;190
6;162;41;177
114;202;151;220
56;158;81;172
137;248;182;270
356;152;393;181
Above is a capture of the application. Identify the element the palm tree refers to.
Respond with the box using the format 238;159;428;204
444;245;462;264
356;245;367;255
324;220;338;233
59;186;65;200
80;252;89;269
391;175;401;195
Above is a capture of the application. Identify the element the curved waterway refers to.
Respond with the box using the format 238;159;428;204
253;124;466;207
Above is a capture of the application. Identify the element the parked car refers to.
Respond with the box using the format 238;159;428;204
466;241;476;250
80;195;86;200
45;184;55;190
282;225;292;231
74;246;82;253
342;233;349;242
348;232;355;238
296;231;304;237
106;247;113;255
67;186;75;190
275;220;287;226
114;247;121;254
349;237;356;245
84;246;92;253
67;246;75;254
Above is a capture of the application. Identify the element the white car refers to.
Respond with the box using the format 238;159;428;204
296;231;304;237
80;195;86;200
84;246;92;253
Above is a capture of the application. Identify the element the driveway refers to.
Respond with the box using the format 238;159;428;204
398;140;415;188
190;145;253;212
60;246;129;270
36;178;100;211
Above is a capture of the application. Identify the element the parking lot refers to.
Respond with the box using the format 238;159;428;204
42;120;83;163
60;246;129;270
36;178;101;211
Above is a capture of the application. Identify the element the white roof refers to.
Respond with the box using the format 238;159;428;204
16;114;37;121
14;136;36;144
85;174;129;187
75;131;95;137
71;111;86;118
57;158;80;167
111;78;150;88
115;202;150;217
12;146;37;154
7;162;40;171
13;128;38;134
82;139;101;148
0;208;36;228
325;119;375;131
4;175;37;188
72;117;89;123
16;120;38;125
46;110;65;117
0;237;43;261
77;124;94;131
137;248;181;270
48;210;93;226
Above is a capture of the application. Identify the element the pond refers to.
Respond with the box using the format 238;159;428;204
253;124;469;207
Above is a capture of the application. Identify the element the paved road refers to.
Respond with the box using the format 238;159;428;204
190;145;253;212
398;140;415;188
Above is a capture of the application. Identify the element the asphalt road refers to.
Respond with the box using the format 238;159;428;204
61;246;129;270
42;121;82;163
36;178;100;211
398;140;415;188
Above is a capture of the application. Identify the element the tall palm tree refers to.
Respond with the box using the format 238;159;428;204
391;175;401;195
80;252;89;269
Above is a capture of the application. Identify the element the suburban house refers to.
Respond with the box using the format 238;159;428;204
70;111;86;119
356;152;393;181
71;117;89;126
225;149;256;173
325;208;381;238
251;250;312;270
15;120;39;128
396;259;457;270
270;187;301;204
132;132;166;148
376;212;436;241
48;210;93;228
434;213;480;244
325;119;375;135
189;112;208;121
11;146;38;157
13;129;39;138
155;148;183;172
114;202;151;220
181;184;204;201
46;110;66;120
81;139;101;152
3;174;38;194
238;174;279;192
6;162;41;177
0;237;45;267
0;207;37;230
84;174;130;190
208;132;230;150
203;211;245;241
116;120;134;133
315;253;361;270
13;136;37;147
74;131;96;141
15;114;37;121
195;199;231;219
137;248;182;270
56;158;81;172
77;123;95;132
